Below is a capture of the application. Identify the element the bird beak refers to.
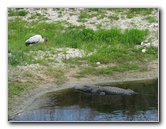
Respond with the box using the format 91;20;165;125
45;41;48;45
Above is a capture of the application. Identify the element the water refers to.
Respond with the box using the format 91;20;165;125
13;79;158;122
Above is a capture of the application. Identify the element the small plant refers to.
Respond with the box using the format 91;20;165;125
62;47;67;63
108;14;119;20
79;11;88;19
77;19;87;23
96;24;102;29
88;13;98;18
126;13;135;19
97;14;106;20
18;10;28;16
145;16;156;23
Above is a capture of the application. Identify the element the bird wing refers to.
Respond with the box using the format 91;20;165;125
26;35;40;43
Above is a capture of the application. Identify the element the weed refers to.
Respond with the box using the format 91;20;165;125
145;16;157;23
77;19;88;23
126;13;135;19
96;24;102;29
97;14;107;20
79;11;88;19
62;47;67;63
108;14;119;20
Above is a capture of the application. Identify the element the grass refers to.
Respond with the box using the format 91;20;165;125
79;11;88;19
78;8;154;21
8;17;152;66
126;8;154;18
8;82;29;97
108;14;119;20
128;8;153;15
46;67;67;84
145;16;157;23
28;14;50;21
78;63;139;76
77;19;88;23
8;8;28;16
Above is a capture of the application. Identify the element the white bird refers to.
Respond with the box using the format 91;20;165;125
25;35;48;46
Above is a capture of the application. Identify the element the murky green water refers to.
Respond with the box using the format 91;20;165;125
13;79;158;122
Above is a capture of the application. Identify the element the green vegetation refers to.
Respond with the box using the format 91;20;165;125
27;13;50;21
145;16;157;23
108;14;119;20
78;63;139;76
126;8;153;18
8;81;32;97
8;17;155;67
8;9;28;16
128;8;153;15
78;8;154;21
79;11;88;19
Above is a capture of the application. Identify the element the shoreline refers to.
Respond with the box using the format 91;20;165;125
9;70;158;121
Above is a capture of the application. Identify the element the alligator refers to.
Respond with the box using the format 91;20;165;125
74;84;137;96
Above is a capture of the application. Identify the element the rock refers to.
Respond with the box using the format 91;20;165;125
144;43;151;48
142;48;146;53
74;84;137;96
151;43;158;49
96;62;101;65
141;42;151;48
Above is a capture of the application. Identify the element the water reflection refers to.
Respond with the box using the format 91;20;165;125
13;79;158;122
15;106;158;121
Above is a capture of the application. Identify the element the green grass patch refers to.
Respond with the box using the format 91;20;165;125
27;13;48;20
125;8;154;18
77;19;88;23
87;8;104;12
8;9;28;16
46;67;67;84
79;11;88;19
8;82;31;97
78;63;139;76
108;14;119;20
8;17;155;67
145;16;157;23
128;8;153;15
